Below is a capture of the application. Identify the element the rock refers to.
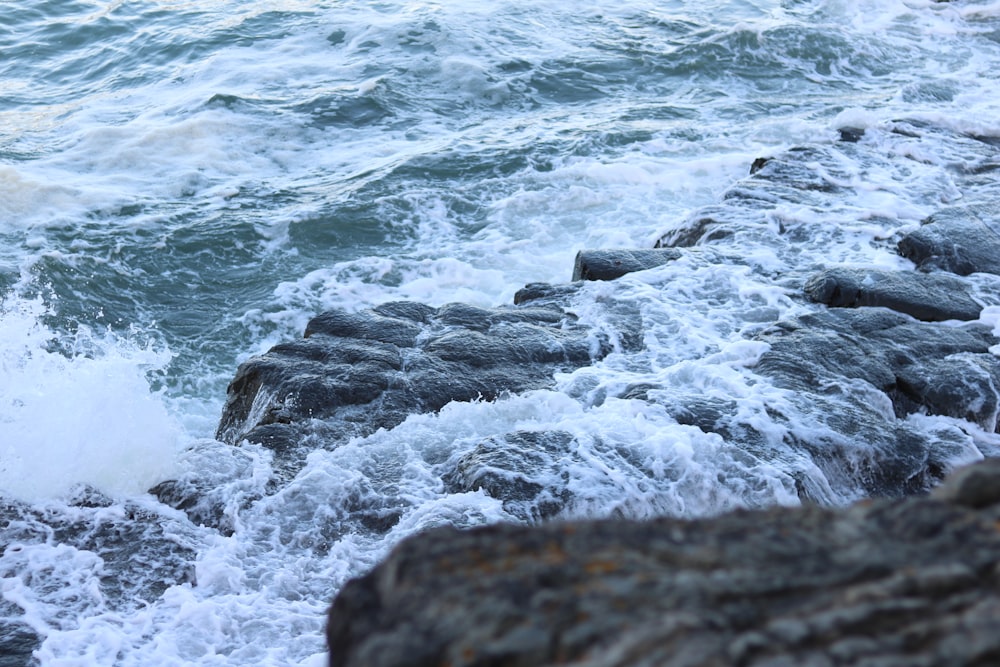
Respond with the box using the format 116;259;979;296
655;121;1000;256
754;308;1000;434
572;249;682;281
512;282;582;306
838;126;865;143
931;457;1000;507
620;308;999;501
803;267;984;321
442;431;577;522
216;301;614;472
0;490;198;661
898;205;1000;276
654;144;859;249
326;458;1000;667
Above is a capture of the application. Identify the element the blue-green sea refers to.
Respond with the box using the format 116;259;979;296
2;0;1000;664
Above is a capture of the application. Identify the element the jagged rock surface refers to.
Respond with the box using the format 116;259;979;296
0;488;198;662
327;459;1000;667
754;308;1000;427
216;301;613;469
442;430;578;523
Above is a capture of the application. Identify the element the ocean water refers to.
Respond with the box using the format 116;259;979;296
2;0;1000;664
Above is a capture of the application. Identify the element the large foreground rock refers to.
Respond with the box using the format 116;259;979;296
327;458;1000;667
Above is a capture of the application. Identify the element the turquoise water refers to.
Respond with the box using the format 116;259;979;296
2;0;1000;664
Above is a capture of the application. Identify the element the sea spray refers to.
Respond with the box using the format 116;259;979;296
0;294;181;501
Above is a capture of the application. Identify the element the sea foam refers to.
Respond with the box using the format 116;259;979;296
0;295;181;501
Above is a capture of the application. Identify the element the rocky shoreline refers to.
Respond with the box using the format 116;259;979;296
195;119;1000;665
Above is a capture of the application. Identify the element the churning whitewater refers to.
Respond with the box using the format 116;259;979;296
2;0;1000;664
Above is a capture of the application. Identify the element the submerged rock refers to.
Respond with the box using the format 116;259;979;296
0;620;36;667
216;301;613;471
442;430;577;523
804;267;984;321
327;458;1000;667
0;489;198;661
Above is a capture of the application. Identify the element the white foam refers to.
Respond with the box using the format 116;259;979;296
0;295;182;500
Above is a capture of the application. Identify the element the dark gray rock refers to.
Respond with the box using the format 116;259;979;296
216;301;613;471
650;308;1000;500
653;145;858;250
803;267;984;321
838;126;866;143
655;121;1000;255
572;249;683;281
750;309;1000;478
931;457;1000;507
898;205;1000;276
326;458;1000;667
442;431;577;523
513;282;583;306
617;309;1000;501
754;308;999;421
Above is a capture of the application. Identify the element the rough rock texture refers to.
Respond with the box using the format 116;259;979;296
216;301;612;470
899;205;1000;276
803;267;984;321
755;308;1000;426
327;458;1000;667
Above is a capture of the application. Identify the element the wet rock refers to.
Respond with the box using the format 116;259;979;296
634;308;998;501
0;492;198;659
656;121;1000;256
513;282;583;306
653;144;856;249
804;267;983;321
838;126;865;143
442;431;577;523
685;308;1000;499
898;205;1000;276
326;458;1000;667
216;301;613;470
756;308;1000;427
572;249;682;281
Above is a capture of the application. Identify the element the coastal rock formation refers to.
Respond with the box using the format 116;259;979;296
803;267;984;321
899;205;1000;276
215;301;614;471
442;430;578;523
327;458;1000;667
754;308;1000;429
